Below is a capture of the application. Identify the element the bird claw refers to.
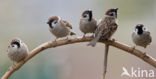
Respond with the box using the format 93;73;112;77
90;34;94;38
112;38;115;42
53;38;58;43
131;46;136;52
143;52;149;58
82;35;86;39
132;46;135;50
66;37;69;40
8;64;16;71
53;39;57;42
22;59;26;63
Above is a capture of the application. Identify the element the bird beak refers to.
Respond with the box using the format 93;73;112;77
47;21;53;29
114;8;118;18
47;21;50;24
115;8;118;11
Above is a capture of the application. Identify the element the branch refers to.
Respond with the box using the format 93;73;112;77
1;36;156;79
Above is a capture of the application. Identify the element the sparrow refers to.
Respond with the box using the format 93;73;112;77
79;9;97;38
47;16;76;41
132;24;152;48
88;8;118;47
7;38;29;64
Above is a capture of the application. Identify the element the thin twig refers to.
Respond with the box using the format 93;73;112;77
1;36;156;79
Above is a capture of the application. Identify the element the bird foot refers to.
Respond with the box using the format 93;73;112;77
143;52;149;59
53;39;57;43
66;37;69;40
90;34;94;38
8;64;16;71
131;46;135;52
111;38;115;42
22;59;26;63
82;35;86;39
132;46;135;50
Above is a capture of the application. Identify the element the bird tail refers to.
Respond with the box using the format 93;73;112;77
87;37;99;47
70;32;76;35
103;44;109;79
87;31;102;47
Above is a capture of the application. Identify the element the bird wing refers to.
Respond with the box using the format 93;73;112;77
146;31;152;43
149;35;152;43
146;31;152;42
60;19;72;29
95;18;108;37
87;20;107;47
95;23;111;39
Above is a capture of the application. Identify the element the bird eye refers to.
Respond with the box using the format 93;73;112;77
12;45;14;47
109;12;114;16
83;15;87;18
53;20;57;24
143;27;146;30
54;21;57;24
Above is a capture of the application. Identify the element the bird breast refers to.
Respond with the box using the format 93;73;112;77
132;32;151;48
79;19;97;33
49;23;70;38
8;44;28;62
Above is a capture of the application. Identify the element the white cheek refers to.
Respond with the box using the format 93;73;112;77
135;29;138;34
143;27;147;31
86;15;90;20
82;14;89;20
13;45;18;48
9;45;18;52
52;22;57;28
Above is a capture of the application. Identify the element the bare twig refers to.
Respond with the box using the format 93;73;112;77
1;36;156;79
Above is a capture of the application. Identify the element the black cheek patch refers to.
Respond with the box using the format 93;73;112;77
137;28;143;35
12;42;20;48
48;23;53;29
47;20;54;29
88;11;92;21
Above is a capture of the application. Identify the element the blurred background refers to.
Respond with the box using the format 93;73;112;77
0;0;156;79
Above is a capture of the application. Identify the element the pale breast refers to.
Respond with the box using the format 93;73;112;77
132;31;151;48
50;23;70;38
79;19;97;34
8;44;28;62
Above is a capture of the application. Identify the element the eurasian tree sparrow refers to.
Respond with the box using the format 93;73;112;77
88;8;118;47
132;24;152;48
79;9;97;38
47;16;76;41
7;38;29;64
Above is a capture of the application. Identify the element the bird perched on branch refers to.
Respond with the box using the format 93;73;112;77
47;16;76;41
7;38;29;65
88;8;118;47
132;24;152;54
79;9;97;38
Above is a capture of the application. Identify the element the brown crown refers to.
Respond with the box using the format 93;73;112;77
10;38;20;45
105;8;118;15
82;9;92;16
136;24;144;28
48;16;59;21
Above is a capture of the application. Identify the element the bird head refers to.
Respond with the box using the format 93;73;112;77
47;16;59;29
82;9;93;21
105;8;118;18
